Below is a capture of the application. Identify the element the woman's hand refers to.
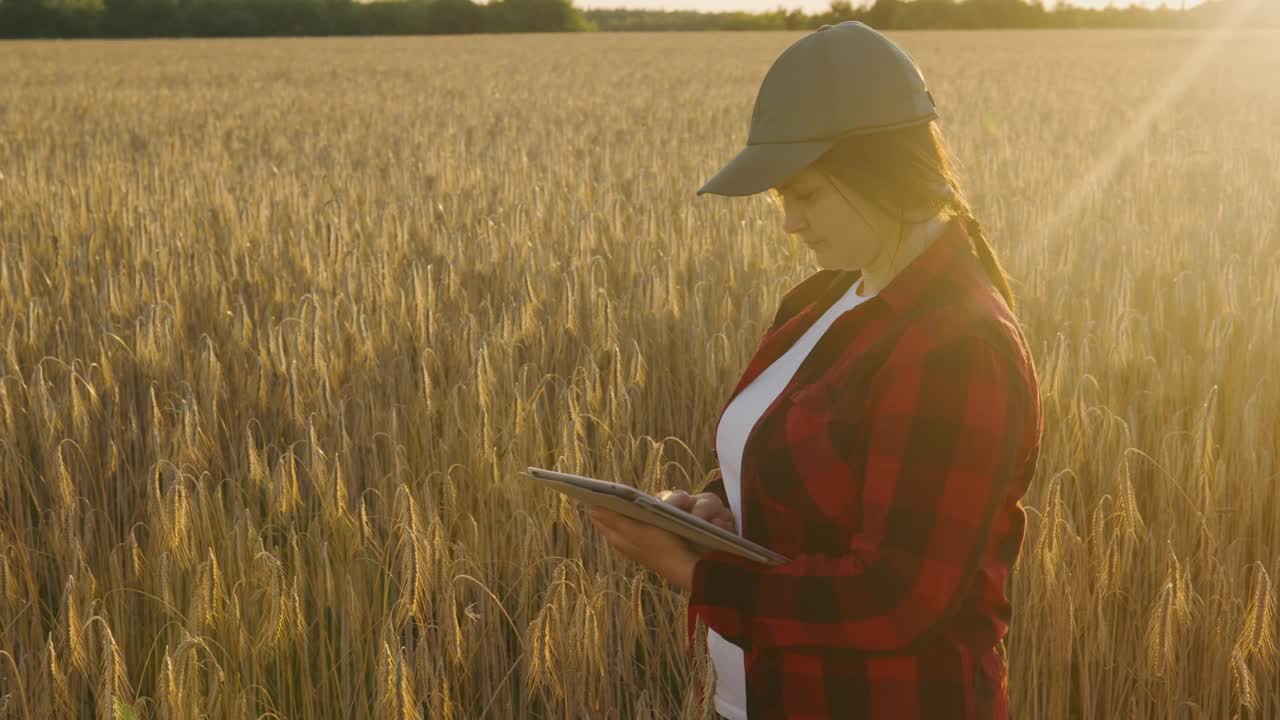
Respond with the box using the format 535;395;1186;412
657;489;736;533
587;507;701;592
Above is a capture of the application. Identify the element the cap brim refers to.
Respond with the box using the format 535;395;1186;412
696;140;835;197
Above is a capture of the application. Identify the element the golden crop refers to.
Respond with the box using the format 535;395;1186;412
0;29;1276;719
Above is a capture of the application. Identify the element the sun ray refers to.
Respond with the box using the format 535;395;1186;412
1037;0;1268;244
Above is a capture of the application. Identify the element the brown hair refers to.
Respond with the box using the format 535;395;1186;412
770;121;1018;314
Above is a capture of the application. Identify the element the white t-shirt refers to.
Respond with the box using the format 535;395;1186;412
708;276;876;720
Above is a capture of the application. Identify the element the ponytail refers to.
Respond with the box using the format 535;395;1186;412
948;192;1017;314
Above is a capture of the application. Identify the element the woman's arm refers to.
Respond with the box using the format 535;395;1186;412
687;336;1035;654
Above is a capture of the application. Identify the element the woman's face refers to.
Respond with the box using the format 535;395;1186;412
771;166;895;272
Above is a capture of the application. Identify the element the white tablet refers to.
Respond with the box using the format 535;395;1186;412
527;466;789;566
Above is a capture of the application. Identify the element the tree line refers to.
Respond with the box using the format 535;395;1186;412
588;0;1277;31
0;0;592;38
0;0;1270;39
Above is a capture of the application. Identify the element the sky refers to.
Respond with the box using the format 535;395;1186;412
578;0;1206;12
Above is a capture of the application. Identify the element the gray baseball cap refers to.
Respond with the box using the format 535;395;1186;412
697;21;937;198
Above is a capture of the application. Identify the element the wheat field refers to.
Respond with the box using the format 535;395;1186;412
0;28;1277;719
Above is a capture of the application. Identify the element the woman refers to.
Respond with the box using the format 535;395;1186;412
588;21;1042;720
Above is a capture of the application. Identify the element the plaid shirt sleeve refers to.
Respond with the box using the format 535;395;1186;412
687;335;1032;653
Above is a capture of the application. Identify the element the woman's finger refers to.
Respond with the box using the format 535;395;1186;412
692;496;723;518
660;490;695;511
590;509;634;537
590;515;618;540
596;522;638;556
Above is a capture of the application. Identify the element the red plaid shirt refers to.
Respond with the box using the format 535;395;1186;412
686;217;1042;719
